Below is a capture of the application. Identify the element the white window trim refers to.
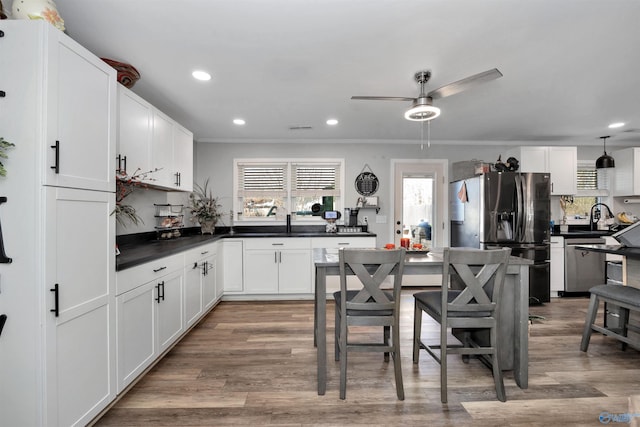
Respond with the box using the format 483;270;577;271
233;158;345;225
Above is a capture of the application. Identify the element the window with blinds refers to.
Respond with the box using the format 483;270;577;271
577;168;597;190
235;159;343;220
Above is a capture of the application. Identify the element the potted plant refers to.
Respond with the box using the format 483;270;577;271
189;178;223;234
112;168;158;227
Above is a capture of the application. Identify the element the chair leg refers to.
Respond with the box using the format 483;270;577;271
580;294;600;352
384;326;390;362
413;300;422;363
440;322;448;403
490;324;506;402
392;322;404;400
339;314;348;399
334;307;340;361
620;307;630;351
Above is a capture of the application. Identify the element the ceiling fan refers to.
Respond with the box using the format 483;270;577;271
351;68;503;121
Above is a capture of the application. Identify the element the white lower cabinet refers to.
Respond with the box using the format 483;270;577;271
116;257;184;393
311;236;377;293
550;236;565;297
222;240;244;292
243;238;312;294
184;243;219;327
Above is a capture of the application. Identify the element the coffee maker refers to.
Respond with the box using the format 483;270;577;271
344;208;359;227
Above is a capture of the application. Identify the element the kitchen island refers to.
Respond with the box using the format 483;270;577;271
313;248;532;395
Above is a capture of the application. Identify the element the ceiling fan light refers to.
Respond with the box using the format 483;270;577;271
404;105;441;121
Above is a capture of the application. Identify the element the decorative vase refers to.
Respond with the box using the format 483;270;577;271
101;58;141;88
12;0;65;31
199;219;215;235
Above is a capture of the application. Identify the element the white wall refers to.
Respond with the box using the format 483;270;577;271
118;142;617;242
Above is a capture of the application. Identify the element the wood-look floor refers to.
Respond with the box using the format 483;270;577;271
94;291;640;426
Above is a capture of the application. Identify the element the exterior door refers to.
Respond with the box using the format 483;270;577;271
392;160;447;249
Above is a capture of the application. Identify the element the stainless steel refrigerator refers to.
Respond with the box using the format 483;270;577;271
450;172;551;304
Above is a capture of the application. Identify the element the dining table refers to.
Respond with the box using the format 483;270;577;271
313;247;532;395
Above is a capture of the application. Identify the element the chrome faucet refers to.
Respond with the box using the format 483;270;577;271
589;203;614;231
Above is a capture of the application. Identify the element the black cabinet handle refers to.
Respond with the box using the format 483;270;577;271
116;154;127;173
50;284;59;317
0;314;7;338
155;281;165;303
174;172;181;187
50;140;60;174
0;197;12;264
203;261;209;276
153;266;166;273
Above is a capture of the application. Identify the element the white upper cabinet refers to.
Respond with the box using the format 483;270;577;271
118;87;193;191
117;86;152;178
173;124;194;191
612;147;640;196
151;109;175;187
506;146;576;195
45;22;116;191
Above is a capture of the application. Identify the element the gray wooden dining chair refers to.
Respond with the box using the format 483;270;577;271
334;247;406;400
412;247;511;403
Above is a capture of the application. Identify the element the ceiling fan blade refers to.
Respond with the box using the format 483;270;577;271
351;96;416;101
427;68;503;100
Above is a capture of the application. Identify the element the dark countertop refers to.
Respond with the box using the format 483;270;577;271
575;244;640;259
116;227;377;271
550;224;624;239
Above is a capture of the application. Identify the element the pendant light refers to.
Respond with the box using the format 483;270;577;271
596;136;615;169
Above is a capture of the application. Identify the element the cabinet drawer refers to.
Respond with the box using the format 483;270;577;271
244;237;310;250
311;237;376;249
117;253;184;295
184;243;217;264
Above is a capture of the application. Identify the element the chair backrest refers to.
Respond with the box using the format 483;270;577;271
339;248;406;312
441;247;511;316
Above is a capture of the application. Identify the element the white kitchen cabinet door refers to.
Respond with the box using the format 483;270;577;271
184;258;204;328
244;250;280;293
151;110;175;188
117;86;152;177
612;147;640;196
157;270;185;354
278;250;312;293
173;124;194;191
550;236;565;297
44;187;116;426
548;147;577;195
516;147;548;173
116;282;156;393
506;146;576;195
223;240;244;292
45;24;116;192
203;254;219;310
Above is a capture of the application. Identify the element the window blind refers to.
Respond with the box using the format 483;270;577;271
237;163;287;197
577;168;597;190
291;163;341;197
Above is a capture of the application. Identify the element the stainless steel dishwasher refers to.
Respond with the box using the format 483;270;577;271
564;237;606;293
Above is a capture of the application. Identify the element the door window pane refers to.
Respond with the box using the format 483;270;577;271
402;176;434;246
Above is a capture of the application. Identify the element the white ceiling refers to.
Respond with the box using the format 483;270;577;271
29;0;640;147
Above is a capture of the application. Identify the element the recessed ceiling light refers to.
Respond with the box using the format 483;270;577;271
192;70;211;81
326;119;339;125
233;118;246;125
608;122;625;129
